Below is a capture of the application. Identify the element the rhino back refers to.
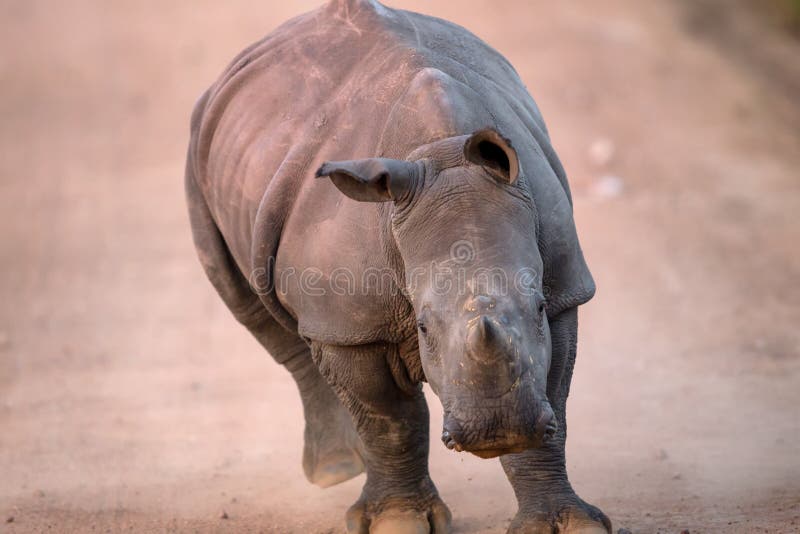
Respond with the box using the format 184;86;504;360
189;0;593;343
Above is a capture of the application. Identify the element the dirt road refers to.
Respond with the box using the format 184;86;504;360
1;1;798;532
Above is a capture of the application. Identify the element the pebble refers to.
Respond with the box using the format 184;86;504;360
588;137;616;167
591;175;625;199
220;511;229;520
617;528;632;534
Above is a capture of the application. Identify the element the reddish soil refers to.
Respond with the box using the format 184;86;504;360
1;1;798;532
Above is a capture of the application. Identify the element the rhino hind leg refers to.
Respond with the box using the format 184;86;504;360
296;357;366;488
185;170;364;488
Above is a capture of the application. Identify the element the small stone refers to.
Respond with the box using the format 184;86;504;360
220;511;229;520
588;137;615;167
617;528;632;534
313;114;328;129
681;530;690;534
6;516;14;523
656;448;669;461
591;175;625;199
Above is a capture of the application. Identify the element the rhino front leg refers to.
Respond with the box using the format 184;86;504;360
501;308;611;534
313;341;451;534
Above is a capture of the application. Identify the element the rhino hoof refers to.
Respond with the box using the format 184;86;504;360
508;501;611;534
346;496;451;534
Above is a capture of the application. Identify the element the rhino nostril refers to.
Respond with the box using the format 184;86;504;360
442;416;466;452
542;420;558;442
441;429;460;451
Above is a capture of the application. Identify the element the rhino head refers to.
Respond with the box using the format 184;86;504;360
316;128;556;458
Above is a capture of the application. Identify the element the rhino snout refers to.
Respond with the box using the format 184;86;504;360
441;400;557;458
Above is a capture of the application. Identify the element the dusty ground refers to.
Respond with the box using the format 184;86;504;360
1;0;799;532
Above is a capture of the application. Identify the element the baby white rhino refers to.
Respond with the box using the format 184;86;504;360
185;1;608;532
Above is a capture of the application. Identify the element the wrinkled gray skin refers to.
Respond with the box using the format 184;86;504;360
185;1;609;532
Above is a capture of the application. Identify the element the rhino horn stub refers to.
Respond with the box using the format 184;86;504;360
467;315;510;364
315;157;418;203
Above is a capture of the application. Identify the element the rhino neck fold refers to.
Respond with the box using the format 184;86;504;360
250;145;320;334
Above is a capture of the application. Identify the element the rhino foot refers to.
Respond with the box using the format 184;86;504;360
508;499;611;534
346;492;451;534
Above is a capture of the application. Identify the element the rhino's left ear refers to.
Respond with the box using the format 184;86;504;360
315;158;419;203
464;128;520;184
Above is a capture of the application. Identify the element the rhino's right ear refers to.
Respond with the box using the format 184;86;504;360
315;158;419;203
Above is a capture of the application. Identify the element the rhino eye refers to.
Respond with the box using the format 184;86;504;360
417;320;428;335
533;291;547;317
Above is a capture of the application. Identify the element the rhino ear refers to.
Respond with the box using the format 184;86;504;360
464;128;520;184
315;158;419;202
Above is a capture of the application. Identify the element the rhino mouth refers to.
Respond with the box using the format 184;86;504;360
441;428;539;458
440;417;557;458
440;392;557;458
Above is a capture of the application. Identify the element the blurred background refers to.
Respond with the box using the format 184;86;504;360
1;1;798;532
